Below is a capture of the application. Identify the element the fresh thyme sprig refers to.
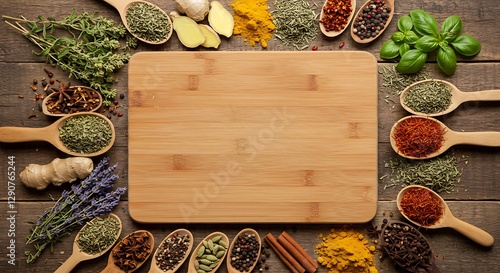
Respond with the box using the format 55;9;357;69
3;10;137;105
24;157;127;263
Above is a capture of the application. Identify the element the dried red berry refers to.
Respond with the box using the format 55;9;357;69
312;45;318;51
339;42;345;48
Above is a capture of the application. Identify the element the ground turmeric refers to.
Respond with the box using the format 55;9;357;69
315;228;378;273
229;0;275;48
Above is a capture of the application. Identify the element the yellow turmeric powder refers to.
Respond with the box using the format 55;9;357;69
315;228;378;273
229;0;275;48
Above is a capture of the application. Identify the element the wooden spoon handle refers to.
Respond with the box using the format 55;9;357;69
54;253;83;273
0;126;52;143
450;131;500;147
448;216;494;247
102;0;131;13
462;89;500;102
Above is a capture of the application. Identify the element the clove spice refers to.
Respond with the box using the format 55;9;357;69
45;82;101;115
380;220;435;272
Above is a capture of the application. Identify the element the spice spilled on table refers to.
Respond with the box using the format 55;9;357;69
392;116;446;158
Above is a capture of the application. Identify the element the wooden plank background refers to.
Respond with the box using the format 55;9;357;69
0;0;499;272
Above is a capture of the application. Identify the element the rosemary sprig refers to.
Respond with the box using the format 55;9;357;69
24;157;126;263
3;11;136;105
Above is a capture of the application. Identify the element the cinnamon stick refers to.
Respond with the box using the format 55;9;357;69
277;234;317;273
281;231;319;269
265;233;305;273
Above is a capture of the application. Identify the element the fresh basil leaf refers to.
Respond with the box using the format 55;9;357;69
399;43;410;57
415;35;439;52
441;15;462;42
391;32;405;43
398;15;413;32
396;49;428;74
451;34;481;56
380;39;401;59
410;10;439;37
404;31;419;45
437;45;457;76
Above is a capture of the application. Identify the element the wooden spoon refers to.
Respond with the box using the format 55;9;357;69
351;0;395;43
0;112;115;157
397;185;494;247
380;220;441;273
101;230;155;273
390;115;500;159
226;228;261;273
400;79;500;116
102;0;173;44
42;86;103;117
319;0;356;37
54;214;122;273
188;232;229;273
148;229;193;273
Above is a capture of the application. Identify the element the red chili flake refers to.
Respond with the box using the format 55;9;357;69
18;94;24;99
28;113;37;119
400;187;443;226
117;112;123;117
319;0;353;32
392;117;445;158
312;45;318;51
339;42;345;48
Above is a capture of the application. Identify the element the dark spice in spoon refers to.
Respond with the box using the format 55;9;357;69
380;220;436;272
45;82;101;114
112;231;152;271
155;233;191;271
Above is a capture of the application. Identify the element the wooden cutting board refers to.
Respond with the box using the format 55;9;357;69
128;51;378;223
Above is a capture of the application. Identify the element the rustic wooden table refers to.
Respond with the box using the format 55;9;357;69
1;0;499;272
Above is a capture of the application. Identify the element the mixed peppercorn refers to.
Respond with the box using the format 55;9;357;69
353;0;391;39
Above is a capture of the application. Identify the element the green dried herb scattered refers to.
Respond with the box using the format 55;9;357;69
272;0;319;50
3;11;136;105
380;65;430;96
381;151;467;193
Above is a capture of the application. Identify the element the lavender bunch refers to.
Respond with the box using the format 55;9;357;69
25;157;127;263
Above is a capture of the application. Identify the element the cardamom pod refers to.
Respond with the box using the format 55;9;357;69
197;246;206;257
199;264;212;271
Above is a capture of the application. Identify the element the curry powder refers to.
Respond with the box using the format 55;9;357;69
229;0;275;48
315;229;378;273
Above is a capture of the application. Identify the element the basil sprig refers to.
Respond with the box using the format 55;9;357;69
380;10;481;76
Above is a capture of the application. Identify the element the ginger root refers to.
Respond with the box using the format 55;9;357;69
20;157;94;190
170;11;206;48
208;1;234;38
199;24;221;48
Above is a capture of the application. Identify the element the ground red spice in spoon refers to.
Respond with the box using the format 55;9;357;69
393;117;445;158
400;187;443;226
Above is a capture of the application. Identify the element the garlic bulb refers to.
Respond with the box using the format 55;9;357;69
175;0;210;22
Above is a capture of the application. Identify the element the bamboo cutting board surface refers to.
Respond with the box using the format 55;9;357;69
128;51;378;223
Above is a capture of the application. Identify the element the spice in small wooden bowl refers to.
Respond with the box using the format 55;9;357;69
188;232;229;273
42;85;102;116
227;228;261;273
102;230;154;273
149;229;193;273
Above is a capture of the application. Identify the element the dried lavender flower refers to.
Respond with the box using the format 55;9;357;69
24;157;126;263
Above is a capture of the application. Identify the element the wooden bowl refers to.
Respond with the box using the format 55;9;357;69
42;86;103;117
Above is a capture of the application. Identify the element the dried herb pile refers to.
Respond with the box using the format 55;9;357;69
3;11;136;105
381;151;466;193
272;0;319;50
